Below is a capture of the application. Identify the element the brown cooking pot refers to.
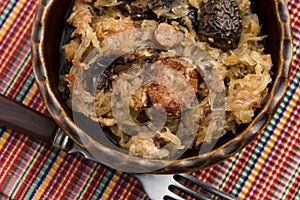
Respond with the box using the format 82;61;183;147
26;0;293;173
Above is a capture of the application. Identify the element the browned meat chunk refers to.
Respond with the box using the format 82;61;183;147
154;23;179;48
155;57;199;91
147;83;182;115
145;57;199;115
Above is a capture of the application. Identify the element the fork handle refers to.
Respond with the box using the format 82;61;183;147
0;94;57;143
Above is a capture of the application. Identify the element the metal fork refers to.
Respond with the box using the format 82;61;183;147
135;173;238;200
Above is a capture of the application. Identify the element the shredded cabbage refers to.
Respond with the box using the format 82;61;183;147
60;0;273;159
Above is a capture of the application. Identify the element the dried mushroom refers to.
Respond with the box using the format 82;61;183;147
198;0;242;50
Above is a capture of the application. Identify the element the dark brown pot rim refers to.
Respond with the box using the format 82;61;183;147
31;0;292;173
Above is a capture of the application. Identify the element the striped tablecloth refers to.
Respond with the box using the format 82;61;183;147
1;0;299;199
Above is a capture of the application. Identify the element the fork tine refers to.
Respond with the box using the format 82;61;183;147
177;174;238;200
135;173;238;200
171;180;213;200
134;174;185;200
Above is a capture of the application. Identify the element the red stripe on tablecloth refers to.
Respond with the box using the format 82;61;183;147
207;160;227;181
1;32;32;77
0;39;31;92
38;152;70;199
200;163;227;189
105;172;131;200
0;1;37;78
122;174;143;199
113;173;129;199
7;140;42;198
52;155;88;199
26;90;47;114
285;119;300;199
42;154;77;199
289;1;300;30
278;117;300;199
123;174;140;199
198;161;216;182
82;165;111;199
209;162;226;182
14;144;52;199
0;131;17;162
0;0;36;58
0;133;29;189
258;127;300;199
245;98;300;198
86;168;111;199
1;39;34;99
290;42;300;82
73;163;102;200
0;0;46;115
50;155;82;199
204;133;263;194
191;156;230;195
0;0;10;15
257;140;289;199
215;159;238;191
9;61;33;99
271;108;300;199
288;1;300;81
79;163;103;199
195;166;220;195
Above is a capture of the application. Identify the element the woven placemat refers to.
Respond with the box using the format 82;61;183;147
0;0;299;199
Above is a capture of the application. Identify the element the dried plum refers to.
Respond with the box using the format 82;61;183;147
198;0;242;50
123;0;162;20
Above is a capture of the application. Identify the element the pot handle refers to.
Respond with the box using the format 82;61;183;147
0;94;71;150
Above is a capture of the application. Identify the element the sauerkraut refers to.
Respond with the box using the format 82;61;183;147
60;0;273;159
